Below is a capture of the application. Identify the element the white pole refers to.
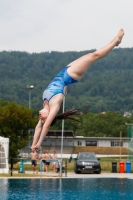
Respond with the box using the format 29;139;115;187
27;85;34;109
29;89;31;109
60;96;65;177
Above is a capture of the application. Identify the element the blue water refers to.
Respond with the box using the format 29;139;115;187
0;178;133;200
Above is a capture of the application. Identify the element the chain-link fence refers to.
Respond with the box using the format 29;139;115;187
128;125;133;161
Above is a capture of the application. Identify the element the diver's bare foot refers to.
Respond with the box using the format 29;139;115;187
115;29;124;46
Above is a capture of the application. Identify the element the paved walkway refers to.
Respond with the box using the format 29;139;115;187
65;172;133;179
3;171;133;179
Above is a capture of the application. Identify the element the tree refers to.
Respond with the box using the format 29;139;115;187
0;101;35;167
75;111;133;137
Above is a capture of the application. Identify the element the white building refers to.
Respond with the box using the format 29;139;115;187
0;136;9;173
20;130;129;155
40;130;128;147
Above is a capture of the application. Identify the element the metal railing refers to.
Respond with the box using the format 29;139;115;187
0;157;68;177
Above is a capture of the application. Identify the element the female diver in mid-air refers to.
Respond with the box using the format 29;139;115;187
31;29;124;151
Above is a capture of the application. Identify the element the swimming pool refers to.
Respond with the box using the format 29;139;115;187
0;178;133;200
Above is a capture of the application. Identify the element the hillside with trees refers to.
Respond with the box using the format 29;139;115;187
0;48;133;113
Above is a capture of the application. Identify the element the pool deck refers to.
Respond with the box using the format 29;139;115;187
1;171;133;179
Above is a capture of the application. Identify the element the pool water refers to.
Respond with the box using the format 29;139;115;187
0;178;133;200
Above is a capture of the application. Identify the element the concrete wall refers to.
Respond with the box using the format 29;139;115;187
99;140;111;146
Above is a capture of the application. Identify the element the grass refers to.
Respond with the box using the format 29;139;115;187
1;156;132;177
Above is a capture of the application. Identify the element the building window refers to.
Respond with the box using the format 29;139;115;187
86;141;97;146
77;141;82;146
111;141;123;146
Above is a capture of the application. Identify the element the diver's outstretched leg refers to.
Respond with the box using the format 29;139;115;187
67;29;124;80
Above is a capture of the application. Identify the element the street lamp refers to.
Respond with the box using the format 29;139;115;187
27;85;34;109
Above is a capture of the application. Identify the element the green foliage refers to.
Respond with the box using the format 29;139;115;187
50;109;132;138
74;111;133;137
0;101;36;162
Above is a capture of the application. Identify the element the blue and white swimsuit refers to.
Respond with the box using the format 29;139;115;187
43;66;78;102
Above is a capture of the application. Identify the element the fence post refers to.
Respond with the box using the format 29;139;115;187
65;160;67;177
10;157;13;176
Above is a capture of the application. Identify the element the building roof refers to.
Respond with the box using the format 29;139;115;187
46;130;74;138
0;136;9;142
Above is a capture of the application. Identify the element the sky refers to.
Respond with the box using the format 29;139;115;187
0;0;133;53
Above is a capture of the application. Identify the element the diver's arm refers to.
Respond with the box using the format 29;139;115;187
35;104;60;150
31;120;43;149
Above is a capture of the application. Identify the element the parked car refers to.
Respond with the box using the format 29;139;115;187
74;152;101;174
